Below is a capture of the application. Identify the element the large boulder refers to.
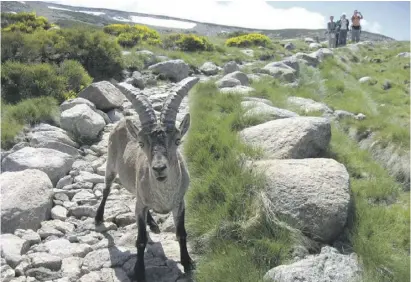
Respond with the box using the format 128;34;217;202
216;77;241;88
287;96;333;114
223;61;240;74
2;147;74;185
223;71;249;86
309;48;334;62
1;169;53;233
309;42;322;49
31;140;80;157
261;62;297;82
199;62;219;75
239;117;331;159
284;42;296;50
241;101;299;122
263;247;362;282
293;52;320;67
78;81;125;111
148;59;189;82
219;86;255;95
253;159;351;242
60;104;106;141
29;130;79;149
60;97;96;112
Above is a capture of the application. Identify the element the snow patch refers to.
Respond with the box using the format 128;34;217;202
78;11;106;16
48;6;73;12
113;15;196;29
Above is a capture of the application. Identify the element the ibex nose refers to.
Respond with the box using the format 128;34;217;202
152;164;167;173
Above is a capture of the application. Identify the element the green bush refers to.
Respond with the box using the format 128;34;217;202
163;33;214;51
1;28;124;80
226;30;248;38
117;32;140;48
103;23;162;46
225;33;271;47
103;23;131;35
1;12;52;33
1;60;91;104
1;96;59;149
56;60;92;93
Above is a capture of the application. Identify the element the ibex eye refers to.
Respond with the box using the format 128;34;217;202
175;139;181;145
138;142;144;148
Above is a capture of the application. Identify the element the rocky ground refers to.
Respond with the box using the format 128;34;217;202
1;40;408;282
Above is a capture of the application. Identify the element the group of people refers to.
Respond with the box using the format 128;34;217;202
327;10;363;48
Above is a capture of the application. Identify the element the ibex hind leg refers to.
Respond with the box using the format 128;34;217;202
95;162;116;224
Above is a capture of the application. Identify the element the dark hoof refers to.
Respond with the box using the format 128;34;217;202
94;214;104;225
183;258;196;273
134;267;146;282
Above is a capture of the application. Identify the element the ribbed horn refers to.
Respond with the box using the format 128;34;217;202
160;77;199;128
110;79;157;130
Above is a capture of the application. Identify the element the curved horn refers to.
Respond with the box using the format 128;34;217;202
160;77;199;128
111;79;157;130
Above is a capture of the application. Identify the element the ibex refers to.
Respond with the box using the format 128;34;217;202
95;77;199;282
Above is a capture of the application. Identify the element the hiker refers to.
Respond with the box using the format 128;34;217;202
351;10;363;43
338;13;350;46
327;16;337;48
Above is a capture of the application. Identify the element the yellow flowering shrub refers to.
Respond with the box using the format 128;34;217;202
225;33;271;47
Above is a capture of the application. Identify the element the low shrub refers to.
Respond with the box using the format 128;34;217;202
117;32;141;48
163;33;214;51
1;27;124;80
1;96;59;149
226;33;271;47
103;23;131;35
103;23;162;47
56;59;93;93
1;12;53;33
1;60;91;104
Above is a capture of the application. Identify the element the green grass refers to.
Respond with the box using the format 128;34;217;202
329;126;410;282
1;96;59;149
184;82;295;282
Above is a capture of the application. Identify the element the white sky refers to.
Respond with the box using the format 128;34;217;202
48;0;383;33
50;0;327;30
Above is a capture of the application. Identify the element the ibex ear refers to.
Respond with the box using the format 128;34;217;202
125;119;140;140
179;113;190;137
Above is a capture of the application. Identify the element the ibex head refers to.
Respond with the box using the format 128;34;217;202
114;77;199;182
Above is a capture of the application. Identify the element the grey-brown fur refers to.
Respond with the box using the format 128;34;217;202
95;77;199;282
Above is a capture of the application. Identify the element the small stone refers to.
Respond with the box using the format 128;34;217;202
14;256;31;276
72;190;97;205
0;263;15;282
69;205;97;218
56;175;73;189
0;234;30;268
28;252;62;271
51;206;68;221
26;267;62;281
61;257;82;281
114;213;135;227
43;239;92;258
14;229;41;246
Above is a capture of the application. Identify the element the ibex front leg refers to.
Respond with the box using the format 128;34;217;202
173;200;195;272
135;203;148;282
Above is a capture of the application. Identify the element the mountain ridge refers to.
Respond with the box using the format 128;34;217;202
1;0;396;42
